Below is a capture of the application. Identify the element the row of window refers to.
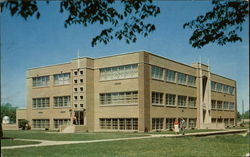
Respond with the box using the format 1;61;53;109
100;91;138;105
33;73;71;87
211;81;235;95
32;119;71;129
99;118;138;130
32;96;71;108
211;118;235;126
151;66;196;86
211;100;235;110
152;118;197;130
152;92;196;108
99;64;138;81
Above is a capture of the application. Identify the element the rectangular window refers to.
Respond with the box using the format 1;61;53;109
223;101;229;110
32;76;49;87
152;92;163;105
152;66;163;80
99;118;138;130
54;119;70;128
32;98;49;108
32;119;49;128
119;119;125;130
100;64;138;81
211;100;216;109
229;86;235;95
166;118;175;130
211;81;216;91
216;83;222;92
54;96;70;107
165;69;175;82
188;97;196;108
54;73;70;85
229;102;234;110
178;96;187;107
100;91;138;105
224;118;229;127
100;119;106;129
187;75;196;86
112;119;118;130
230;119;234;126
152;118;164;130
217;101;223;109
188;119;196;129
165;94;176;106
177;73;187;85
223;85;229;93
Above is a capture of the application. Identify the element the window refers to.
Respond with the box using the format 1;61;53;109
211;81;216;91
80;104;83;108
54;73;70;85
165;69;175;82
119;119;125;130
165;94;176;106
152;66;163;80
74;71;78;75
224;119;229;127
100;91;138;105
80;96;83;100
74;88;77;92
229;102;234;110
80;71;83;75
217;101;223;109
99;118;138;130
74;104;77;108
33;119;49;128
177;73;187;85
216;83;222;92
152;92;163;105
189;119;196;129
32;98;49;108
229;86;234;95
152;118;163;130
112;119;118;130
100;64;138;81
187;75;196;86
230;119;234;126
80;79;83;83
80;87;84;91
74;79;77;84
74;96;77;100
54;96;70;107
178;96;187;107
188;97;196;108
223;101;229;110
166;118;175;130
223;85;229;93
32;76;49;87
54;119;70;128
211;100;216;109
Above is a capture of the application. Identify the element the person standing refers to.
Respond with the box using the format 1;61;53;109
174;119;179;135
180;118;186;135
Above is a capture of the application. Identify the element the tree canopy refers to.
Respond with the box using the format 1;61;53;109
183;0;249;48
0;0;160;47
1;103;17;123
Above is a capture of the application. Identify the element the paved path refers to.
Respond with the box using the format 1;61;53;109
2;129;247;150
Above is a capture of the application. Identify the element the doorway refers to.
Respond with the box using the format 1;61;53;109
74;111;84;125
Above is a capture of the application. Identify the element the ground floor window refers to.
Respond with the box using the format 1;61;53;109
32;119;49;128
54;119;70;128
212;118;216;123
99;118;138;130
224;118;229;127
188;119;196;129
165;118;175;130
230;119;234;126
152;118;164;130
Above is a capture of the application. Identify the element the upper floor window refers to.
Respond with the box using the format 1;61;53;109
32;97;49;108
165;94;176;106
188;97;196;108
54;96;70;107
100;64;138;81
217;101;223;109
152;92;163;105
229;102;234;110
223;101;229;110
165;69;175;82
177;73;187;85
211;100;216;109
211;81;216;91
54;73;70;85
187;75;196;87
178;96;187;107
223;85;229;93
216;83;222;92
100;91;138;105
229;87;235;95
32;76;49;87
152;66;163;80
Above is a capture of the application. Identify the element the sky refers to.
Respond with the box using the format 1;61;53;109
1;1;249;113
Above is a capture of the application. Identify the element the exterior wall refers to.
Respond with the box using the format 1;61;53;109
16;51;237;132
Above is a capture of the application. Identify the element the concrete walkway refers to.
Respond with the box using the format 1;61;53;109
2;129;247;150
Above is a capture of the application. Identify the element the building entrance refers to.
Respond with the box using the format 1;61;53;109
74;111;84;125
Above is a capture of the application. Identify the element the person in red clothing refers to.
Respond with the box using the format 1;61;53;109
174;119;179;134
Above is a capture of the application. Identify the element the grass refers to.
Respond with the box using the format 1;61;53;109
2;134;249;157
149;129;220;134
1;139;40;146
3;130;148;141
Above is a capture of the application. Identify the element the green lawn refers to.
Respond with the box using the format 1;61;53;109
3;130;148;141
1;139;40;146
149;129;220;134
2;134;249;157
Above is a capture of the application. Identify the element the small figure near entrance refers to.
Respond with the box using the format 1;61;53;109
174;119;179;135
73;115;77;125
180;118;186;135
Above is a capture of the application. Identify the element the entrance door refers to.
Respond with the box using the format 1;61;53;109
74;111;84;125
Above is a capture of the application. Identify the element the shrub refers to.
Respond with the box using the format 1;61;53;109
18;119;29;130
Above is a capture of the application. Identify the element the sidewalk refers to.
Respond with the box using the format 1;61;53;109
2;129;248;150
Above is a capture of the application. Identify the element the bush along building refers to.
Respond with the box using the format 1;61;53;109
16;51;237;132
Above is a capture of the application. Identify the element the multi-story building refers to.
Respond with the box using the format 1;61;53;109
16;51;237;132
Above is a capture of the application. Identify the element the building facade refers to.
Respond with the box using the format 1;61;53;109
16;51;237;132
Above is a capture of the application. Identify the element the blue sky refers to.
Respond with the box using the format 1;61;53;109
1;1;249;113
